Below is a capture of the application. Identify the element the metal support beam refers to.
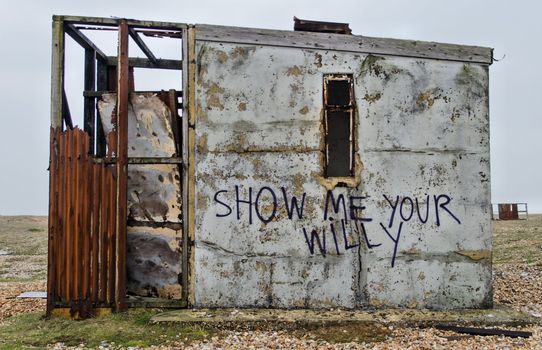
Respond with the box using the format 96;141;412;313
84;49;96;153
128;27;157;64
95;58;108;157
115;19;129;312
65;23;108;62
61;89;73;129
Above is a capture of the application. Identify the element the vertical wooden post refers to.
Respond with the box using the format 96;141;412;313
182;26;196;306
115;19;129;312
51;17;64;130
84;49;96;154
48;16;65;315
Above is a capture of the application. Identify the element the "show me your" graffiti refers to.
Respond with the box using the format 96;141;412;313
213;186;461;267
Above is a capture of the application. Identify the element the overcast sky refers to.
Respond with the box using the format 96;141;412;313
0;0;540;214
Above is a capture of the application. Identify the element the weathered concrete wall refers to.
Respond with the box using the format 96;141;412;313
99;93;183;299
193;40;491;309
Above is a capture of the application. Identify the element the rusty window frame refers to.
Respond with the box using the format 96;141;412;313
323;74;355;178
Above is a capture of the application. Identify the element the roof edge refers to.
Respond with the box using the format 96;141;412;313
194;24;493;65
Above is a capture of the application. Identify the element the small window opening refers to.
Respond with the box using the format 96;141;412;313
324;74;354;177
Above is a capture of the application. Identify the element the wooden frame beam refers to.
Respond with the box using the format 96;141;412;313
128;27;158;64
115;19;129;312
65;23;108;62
106;56;182;70
54;15;188;31
51;18;65;129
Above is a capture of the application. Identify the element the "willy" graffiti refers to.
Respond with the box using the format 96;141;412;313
212;186;461;267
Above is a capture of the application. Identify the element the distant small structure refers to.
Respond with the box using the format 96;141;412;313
492;203;528;220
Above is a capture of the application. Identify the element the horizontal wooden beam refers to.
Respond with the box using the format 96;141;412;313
64;23;108;61
139;29;182;39
84;90;182;98
55;15;188;31
195;24;493;65
106;56;182;70
93;157;183;164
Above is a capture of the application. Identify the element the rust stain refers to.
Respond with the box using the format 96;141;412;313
314;154;363;190
401;247;421;256
230;46;255;60
292;174;305;194
197;134;208;154
455;250;491;261
217;50;228;64
238;102;247;111
197;192;209;211
416;91;436;109
286;65;302;76
418;271;426;281
206;83;225;110
299;106;309;115
363;92;382;103
196;105;207;123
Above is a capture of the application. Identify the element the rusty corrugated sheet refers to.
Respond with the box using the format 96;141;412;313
498;204;519;220
47;127;121;318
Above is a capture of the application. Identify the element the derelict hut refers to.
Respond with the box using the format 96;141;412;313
47;15;493;317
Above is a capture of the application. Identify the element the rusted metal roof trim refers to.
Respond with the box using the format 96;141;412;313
194;24;493;65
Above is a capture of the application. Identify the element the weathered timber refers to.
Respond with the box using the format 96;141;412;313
115;19;129;312
128;27;158;64
64;23;107;61
139;29;182;38
93;157;183;164
84;90;182;98
195;24;493;64
55;15;188;30
51;18;64;129
106;56;182;70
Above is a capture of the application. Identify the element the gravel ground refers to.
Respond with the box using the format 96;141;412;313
0;281;46;322
2;214;542;350
5;264;541;349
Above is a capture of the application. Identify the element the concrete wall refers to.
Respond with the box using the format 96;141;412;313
192;40;491;309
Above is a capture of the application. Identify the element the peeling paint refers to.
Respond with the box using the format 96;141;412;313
206;83;225;110
286;65;302;76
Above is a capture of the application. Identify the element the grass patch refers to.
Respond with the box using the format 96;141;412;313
26;228;43;233
0;309;215;349
493;214;542;266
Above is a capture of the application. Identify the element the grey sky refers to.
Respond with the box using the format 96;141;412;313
0;0;540;214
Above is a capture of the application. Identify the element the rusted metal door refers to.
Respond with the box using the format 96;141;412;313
47;128;122;317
